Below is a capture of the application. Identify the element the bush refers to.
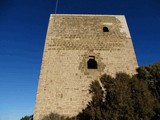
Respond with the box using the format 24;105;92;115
42;113;76;120
137;62;160;99
20;115;33;120
77;73;155;120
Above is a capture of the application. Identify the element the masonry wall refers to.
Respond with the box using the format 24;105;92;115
34;14;138;120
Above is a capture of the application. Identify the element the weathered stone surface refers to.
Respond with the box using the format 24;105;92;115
34;14;138;120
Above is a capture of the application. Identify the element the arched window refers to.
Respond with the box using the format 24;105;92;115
103;27;109;32
87;56;98;69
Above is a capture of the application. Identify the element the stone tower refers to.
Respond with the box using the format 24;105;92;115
34;14;138;120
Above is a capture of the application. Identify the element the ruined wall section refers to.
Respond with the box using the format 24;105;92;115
34;14;138;120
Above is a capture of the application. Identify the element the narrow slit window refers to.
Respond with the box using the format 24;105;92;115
103;27;109;32
87;56;98;69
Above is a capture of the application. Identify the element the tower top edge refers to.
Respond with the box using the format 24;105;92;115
50;14;125;17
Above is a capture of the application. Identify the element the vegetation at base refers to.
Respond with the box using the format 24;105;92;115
137;62;160;100
137;62;160;120
77;73;155;120
20;115;33;120
41;113;76;120
21;62;160;120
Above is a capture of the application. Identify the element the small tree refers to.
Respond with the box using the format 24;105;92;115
137;62;160;119
78;73;155;120
137;62;160;99
41;113;76;120
20;115;33;120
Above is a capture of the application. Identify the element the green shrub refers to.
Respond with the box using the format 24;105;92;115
77;73;155;120
137;62;160;99
20;115;33;120
42;113;76;120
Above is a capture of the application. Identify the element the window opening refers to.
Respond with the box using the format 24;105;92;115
87;56;98;69
103;27;109;32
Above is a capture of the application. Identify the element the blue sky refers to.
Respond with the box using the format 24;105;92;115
0;0;160;120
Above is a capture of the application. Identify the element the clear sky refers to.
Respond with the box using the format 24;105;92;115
0;0;160;120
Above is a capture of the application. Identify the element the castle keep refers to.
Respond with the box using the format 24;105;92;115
34;14;138;120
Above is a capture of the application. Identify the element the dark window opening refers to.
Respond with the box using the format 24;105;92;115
103;27;109;32
87;56;98;69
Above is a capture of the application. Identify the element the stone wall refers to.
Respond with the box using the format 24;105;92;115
34;14;138;120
